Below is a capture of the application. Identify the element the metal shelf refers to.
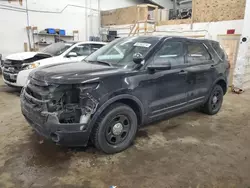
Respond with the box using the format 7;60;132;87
29;27;79;52
35;42;52;46
34;33;74;37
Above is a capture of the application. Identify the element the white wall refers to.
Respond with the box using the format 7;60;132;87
0;4;27;58
0;0;100;58
99;0;144;10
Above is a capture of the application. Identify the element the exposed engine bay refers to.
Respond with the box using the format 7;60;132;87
3;53;51;73
23;78;98;125
21;53;52;67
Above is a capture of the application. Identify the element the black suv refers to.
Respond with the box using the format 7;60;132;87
21;36;229;154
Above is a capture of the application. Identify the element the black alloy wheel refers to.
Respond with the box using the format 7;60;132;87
91;103;138;154
105;114;131;145
202;84;224;115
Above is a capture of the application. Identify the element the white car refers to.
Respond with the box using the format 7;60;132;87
2;41;107;87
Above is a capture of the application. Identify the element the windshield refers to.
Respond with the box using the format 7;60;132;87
41;42;74;56
85;36;160;68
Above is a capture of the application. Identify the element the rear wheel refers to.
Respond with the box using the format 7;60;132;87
91;103;138;154
202;84;224;115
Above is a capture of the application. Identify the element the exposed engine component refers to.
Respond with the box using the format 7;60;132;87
24;80;99;125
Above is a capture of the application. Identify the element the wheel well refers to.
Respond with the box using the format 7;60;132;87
216;79;227;94
112;98;142;125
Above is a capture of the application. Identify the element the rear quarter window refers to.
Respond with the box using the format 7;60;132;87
211;42;226;60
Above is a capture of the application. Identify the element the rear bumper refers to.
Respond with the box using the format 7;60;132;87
20;90;90;147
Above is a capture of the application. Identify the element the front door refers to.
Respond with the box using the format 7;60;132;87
185;41;216;104
144;40;188;118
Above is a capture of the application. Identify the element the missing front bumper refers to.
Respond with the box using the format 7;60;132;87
21;94;90;147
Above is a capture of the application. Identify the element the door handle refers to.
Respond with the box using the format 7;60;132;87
179;70;187;75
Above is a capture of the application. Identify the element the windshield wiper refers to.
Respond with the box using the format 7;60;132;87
88;60;112;67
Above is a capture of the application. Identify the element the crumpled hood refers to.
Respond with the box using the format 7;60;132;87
30;62;130;84
6;52;51;61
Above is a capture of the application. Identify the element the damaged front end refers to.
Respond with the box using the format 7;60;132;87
21;77;99;146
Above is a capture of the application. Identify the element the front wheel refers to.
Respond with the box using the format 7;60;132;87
202;84;224;115
91;103;138;154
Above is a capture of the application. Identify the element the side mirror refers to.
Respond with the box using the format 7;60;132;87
147;62;171;72
133;53;144;64
67;52;77;58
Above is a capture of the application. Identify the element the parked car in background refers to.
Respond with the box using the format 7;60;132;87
2;41;106;87
21;36;229;154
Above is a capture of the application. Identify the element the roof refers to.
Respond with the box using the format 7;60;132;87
126;35;216;43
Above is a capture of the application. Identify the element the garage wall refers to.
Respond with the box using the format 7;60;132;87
0;0;100;58
243;57;250;89
110;20;243;41
98;0;144;10
0;0;148;58
193;0;245;23
155;20;244;40
0;4;27;59
28;0;100;39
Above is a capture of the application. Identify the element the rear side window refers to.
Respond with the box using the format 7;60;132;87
211;42;225;60
187;42;211;63
154;42;184;67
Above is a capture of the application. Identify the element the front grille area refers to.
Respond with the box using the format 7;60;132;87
22;80;50;126
23;77;86;124
22;97;47;125
3;59;23;74
26;78;58;101
24;78;51;106
3;72;17;83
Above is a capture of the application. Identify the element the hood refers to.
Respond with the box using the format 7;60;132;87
34;56;62;65
6;52;52;61
30;62;130;84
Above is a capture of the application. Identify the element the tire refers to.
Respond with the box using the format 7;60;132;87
91;103;138;154
202;84;224;115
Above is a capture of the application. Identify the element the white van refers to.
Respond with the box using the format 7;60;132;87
2;41;107;87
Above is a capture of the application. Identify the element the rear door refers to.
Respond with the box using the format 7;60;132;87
185;41;216;104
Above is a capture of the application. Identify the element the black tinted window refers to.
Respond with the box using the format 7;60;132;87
154;42;184;67
187;43;211;63
212;42;225;59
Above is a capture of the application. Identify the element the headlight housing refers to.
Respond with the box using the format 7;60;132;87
23;62;40;70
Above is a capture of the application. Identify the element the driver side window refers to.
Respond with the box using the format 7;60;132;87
153;42;184;68
70;44;91;56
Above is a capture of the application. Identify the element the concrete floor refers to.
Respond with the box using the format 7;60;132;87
0;78;250;188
